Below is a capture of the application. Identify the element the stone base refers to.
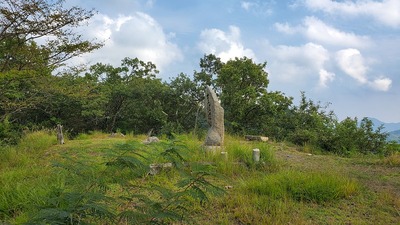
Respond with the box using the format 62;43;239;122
245;135;268;142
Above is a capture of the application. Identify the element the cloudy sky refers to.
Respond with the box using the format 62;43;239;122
67;0;400;123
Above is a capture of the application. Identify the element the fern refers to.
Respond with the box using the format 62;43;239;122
26;138;224;224
29;191;114;224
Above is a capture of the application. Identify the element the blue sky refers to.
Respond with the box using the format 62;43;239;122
66;0;400;122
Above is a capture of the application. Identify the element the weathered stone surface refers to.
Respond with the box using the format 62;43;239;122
56;124;64;145
253;148;260;162
245;135;268;142
148;162;173;175
143;136;160;144
204;86;224;146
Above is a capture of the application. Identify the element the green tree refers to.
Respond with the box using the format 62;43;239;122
165;73;202;133
216;57;269;133
287;92;336;150
332;117;360;155
0;0;102;71
84;57;167;134
0;0;103;143
357;117;388;154
194;54;223;91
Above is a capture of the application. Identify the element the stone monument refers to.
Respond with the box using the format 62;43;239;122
204;86;224;150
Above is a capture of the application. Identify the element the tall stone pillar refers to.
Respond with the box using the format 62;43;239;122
204;86;224;147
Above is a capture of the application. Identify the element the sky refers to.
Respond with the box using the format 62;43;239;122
65;0;400;123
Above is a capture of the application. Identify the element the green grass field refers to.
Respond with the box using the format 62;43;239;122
1;131;399;224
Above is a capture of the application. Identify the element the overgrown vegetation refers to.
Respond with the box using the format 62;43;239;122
1;0;398;156
0;132;225;224
1;132;399;224
1;1;400;224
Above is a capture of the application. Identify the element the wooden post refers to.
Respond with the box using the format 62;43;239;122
57;124;64;145
253;148;260;162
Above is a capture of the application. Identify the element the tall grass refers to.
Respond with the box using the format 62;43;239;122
17;130;57;152
0;130;57;168
0;130;61;221
243;170;359;203
379;152;400;167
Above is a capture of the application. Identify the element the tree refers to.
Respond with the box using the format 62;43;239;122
0;0;102;71
216;57;269;133
84;57;167;134
165;73;207;133
288;92;336;149
193;54;223;92
0;0;102;143
358;117;388;154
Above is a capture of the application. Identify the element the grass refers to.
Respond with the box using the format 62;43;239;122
380;152;400;167
243;170;358;203
0;131;399;224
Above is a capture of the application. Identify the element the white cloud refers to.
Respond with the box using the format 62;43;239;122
240;1;274;16
198;26;256;62
336;48;368;84
336;48;392;91
369;77;392;91
69;12;183;72
275;17;370;48
241;1;255;11
304;0;400;28
318;69;335;88
274;42;329;70
303;17;370;47
274;22;298;35
264;42;333;88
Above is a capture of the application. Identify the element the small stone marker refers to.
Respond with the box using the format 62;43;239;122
245;135;268;142
253;148;260;162
204;86;224;153
143;136;160;144
148;162;173;175
142;128;159;144
56;124;64;145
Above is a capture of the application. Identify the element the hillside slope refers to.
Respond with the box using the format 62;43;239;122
1;132;399;224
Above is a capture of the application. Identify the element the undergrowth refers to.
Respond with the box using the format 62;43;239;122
1;131;399;224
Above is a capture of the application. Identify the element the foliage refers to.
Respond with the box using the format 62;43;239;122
84;57;168;134
0;7;393;155
1;132;399;224
0;0;102;71
0;0;101;142
0;136;223;224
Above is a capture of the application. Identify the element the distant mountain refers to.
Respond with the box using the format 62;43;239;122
367;117;400;133
367;117;400;143
388;130;400;143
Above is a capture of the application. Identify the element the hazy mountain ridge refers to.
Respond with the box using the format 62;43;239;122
368;117;400;142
